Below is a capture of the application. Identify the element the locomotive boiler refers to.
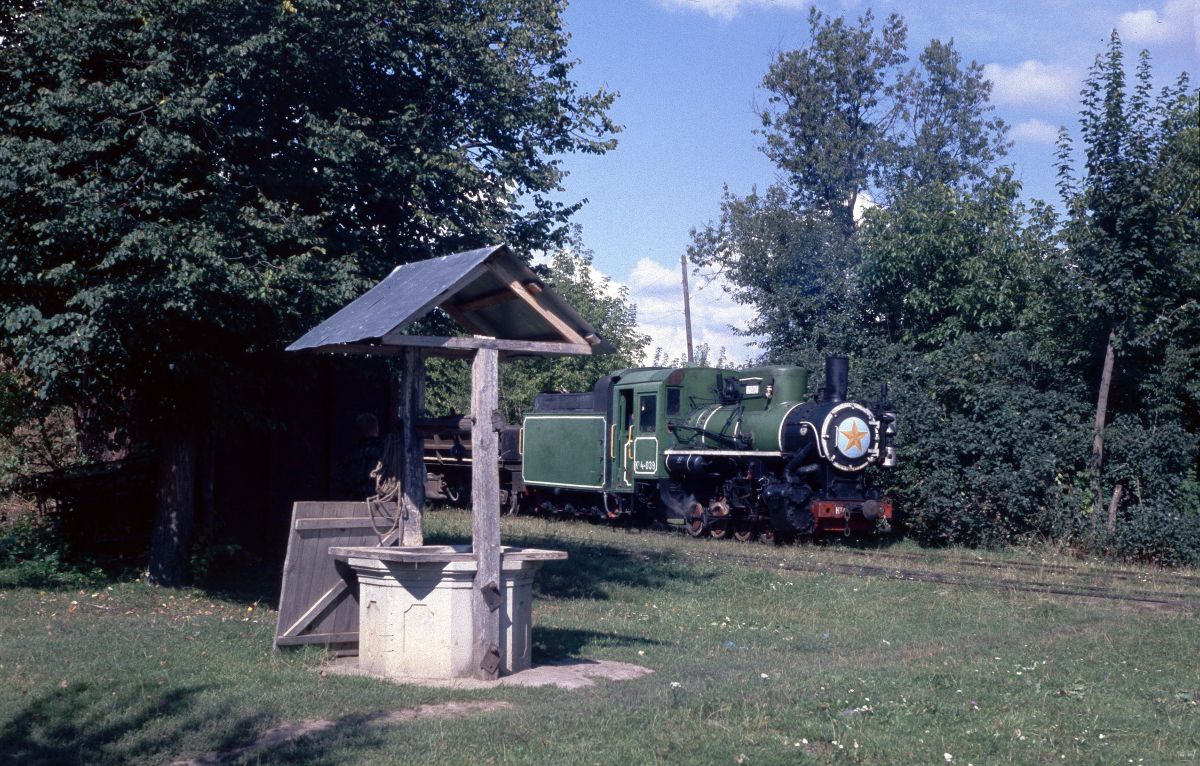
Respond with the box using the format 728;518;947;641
516;356;897;540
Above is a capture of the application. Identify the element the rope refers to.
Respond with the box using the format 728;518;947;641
367;433;405;544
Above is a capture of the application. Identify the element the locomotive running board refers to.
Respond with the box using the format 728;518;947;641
662;449;783;457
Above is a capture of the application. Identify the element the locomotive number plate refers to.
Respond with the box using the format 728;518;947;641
632;437;660;476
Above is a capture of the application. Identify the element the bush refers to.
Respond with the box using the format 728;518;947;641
840;334;1200;565
854;333;1091;548
1097;415;1200;565
0;509;103;588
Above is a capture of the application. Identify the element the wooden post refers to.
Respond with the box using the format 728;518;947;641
681;253;694;365
398;348;426;546
470;346;502;679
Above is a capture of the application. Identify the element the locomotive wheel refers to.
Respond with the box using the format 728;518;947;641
709;518;730;539
757;523;777;545
707;501;731;539
732;519;755;542
684;501;706;537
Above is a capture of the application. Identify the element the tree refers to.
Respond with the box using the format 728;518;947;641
859;171;1071;352
1056;32;1197;526
688;185;867;370
756;9;1006;235
887;39;1008;194
691;9;1008;364
757;8;908;237
0;0;617;585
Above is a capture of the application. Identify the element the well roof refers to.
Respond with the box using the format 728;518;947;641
287;244;612;358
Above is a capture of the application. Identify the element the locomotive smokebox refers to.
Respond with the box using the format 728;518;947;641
822;356;849;403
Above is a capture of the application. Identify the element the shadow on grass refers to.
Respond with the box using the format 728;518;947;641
424;518;704;600
461;531;698;601
183;512;703;614
0;681;242;766
192;556;284;611
533;625;663;658
812;530;904;551
0;679;395;766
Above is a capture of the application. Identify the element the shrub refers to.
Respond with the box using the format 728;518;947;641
0;509;103;588
1098;415;1200;565
854;333;1091;548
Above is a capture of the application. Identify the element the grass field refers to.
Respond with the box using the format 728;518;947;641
2;510;1198;765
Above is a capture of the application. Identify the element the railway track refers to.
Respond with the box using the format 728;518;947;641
832;546;1200;589
517;507;1200;611
523;506;1200;609
680;547;1200;615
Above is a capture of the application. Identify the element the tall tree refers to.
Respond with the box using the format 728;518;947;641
758;8;908;237
1057;32;1197;525
0;0;617;585
688;185;867;370
887;39;1009;193
691;9;1008;363
859;171;1068;351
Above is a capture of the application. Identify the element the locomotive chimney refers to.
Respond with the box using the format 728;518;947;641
822;356;848;403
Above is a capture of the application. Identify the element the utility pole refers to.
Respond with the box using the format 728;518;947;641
681;253;694;365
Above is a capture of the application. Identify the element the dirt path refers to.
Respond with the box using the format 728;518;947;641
173;701;514;766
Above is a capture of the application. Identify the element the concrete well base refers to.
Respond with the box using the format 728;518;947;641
331;545;565;680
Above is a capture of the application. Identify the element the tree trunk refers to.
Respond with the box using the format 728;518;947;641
147;426;198;587
1090;327;1117;522
1106;483;1123;533
197;425;216;540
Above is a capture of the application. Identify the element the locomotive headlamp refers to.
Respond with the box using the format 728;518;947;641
820;402;876;472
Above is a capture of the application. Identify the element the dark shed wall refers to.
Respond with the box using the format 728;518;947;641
213;357;393;563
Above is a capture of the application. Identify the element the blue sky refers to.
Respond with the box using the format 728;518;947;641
550;0;1198;363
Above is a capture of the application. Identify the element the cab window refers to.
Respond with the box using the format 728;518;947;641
667;388;681;415
638;394;657;433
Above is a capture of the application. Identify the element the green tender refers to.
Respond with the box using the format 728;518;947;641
522;414;607;489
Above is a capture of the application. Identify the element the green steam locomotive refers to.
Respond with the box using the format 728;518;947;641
515;356;897;540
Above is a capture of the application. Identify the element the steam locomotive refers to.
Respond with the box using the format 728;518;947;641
424;356;897;540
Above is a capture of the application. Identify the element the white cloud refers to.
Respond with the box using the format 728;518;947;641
621;257;763;365
1119;0;1198;48
532;250;627;303
983;60;1083;107
655;0;808;22
1011;118;1062;144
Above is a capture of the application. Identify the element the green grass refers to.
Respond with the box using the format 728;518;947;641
2;510;1198;765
